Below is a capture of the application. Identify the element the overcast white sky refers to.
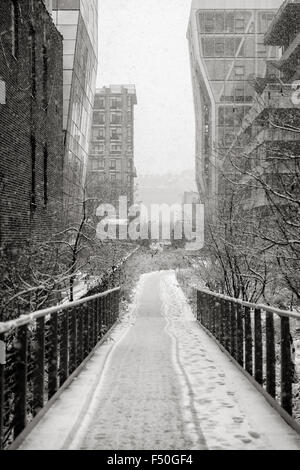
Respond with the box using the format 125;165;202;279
97;0;195;176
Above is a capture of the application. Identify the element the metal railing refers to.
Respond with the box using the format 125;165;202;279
196;289;300;429
0;287;120;450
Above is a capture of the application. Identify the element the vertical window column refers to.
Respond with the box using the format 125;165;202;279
43;45;48;110
11;0;19;58
30;28;37;98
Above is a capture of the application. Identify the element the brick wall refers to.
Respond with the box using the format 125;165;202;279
0;0;63;251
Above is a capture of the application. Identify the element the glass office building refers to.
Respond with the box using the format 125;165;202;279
49;0;98;220
187;0;282;206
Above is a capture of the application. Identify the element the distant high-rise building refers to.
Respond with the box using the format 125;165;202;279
187;0;282;208
88;85;138;209
50;0;98;222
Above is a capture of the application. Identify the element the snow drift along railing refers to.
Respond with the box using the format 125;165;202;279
196;288;300;430
0;287;120;450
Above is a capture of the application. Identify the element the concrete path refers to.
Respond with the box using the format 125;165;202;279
20;271;300;450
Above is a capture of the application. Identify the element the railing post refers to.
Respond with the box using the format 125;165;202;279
211;296;216;336
77;309;84;366
236;304;244;367
266;311;276;398
230;302;236;359
94;299;99;346
99;297;103;338
33;317;45;414
281;316;292;415
219;299;225;346
69;307;78;374
244;306;253;375
224;300;230;352
14;325;28;438
115;289;120;322
216;297;220;337
0;334;5;450
60;311;69;386
83;304;89;357
254;308;263;385
108;293;113;328
204;294;208;329
196;291;201;323
209;296;215;333
48;312;58;400
89;300;95;350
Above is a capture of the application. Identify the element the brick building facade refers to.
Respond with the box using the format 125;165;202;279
0;0;64;251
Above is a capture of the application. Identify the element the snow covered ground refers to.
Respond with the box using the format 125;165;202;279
19;271;300;450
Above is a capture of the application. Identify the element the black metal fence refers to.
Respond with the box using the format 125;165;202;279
0;287;120;450
196;289;300;427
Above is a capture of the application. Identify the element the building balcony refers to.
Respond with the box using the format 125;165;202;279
267;34;300;76
264;0;300;46
238;84;299;136
243;127;300;155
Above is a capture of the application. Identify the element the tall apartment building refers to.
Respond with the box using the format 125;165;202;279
88;85;138;209
226;0;300;210
187;0;282;208
46;0;98;222
0;0;64;250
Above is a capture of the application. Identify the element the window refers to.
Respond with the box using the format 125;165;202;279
225;38;235;57
257;42;267;57
203;38;214;57
110;143;122;153
235;18;245;33
111;113;122;124
94;96;105;109
225;12;234;33
235;86;244;102
93;112;105;125
110;173;116;181
91;158;105;171
110;159;117;170
127;127;132;140
43;144;48;206
204;12;214;33
11;1;19;58
110;127;122;140
127;159;133;170
215;39;225;56
127;175;131;184
92;127;105;140
215;12;224;33
110;97;122;109
43;45;48;110
91;143;104;154
235;66;245;77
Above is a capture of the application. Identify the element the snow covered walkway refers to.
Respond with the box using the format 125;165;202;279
20;271;300;450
